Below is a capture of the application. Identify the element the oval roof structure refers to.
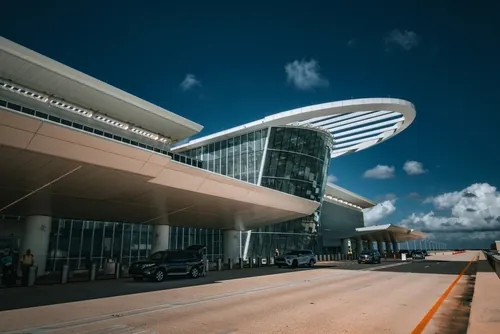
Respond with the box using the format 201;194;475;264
173;98;415;158
0;37;203;141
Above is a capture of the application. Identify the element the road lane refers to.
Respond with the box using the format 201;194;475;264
0;252;480;334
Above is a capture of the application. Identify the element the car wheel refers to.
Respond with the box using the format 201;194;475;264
189;267;200;279
292;260;298;268
309;259;315;267
133;277;142;282
154;269;166;282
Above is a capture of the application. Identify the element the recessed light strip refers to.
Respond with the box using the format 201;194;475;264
0;77;173;144
0;80;49;103
49;98;93;118
93;114;129;130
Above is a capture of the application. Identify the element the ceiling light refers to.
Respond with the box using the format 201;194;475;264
130;127;159;140
93;114;129;130
49;99;93;118
0;80;49;103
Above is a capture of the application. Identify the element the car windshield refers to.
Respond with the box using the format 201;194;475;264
413;251;423;255
148;251;167;261
361;251;373;255
284;251;301;256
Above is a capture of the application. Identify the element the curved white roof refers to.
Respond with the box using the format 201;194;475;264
0;37;203;141
173;98;415;158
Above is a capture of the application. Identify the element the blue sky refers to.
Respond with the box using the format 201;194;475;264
2;0;500;247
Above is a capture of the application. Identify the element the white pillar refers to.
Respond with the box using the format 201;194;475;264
22;216;51;276
151;225;170;253
341;238;351;255
377;241;384;252
223;230;241;263
356;240;363;254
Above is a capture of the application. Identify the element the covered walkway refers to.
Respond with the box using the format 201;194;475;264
340;224;427;256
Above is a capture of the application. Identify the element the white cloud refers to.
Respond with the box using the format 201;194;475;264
180;74;201;91
400;183;500;247
327;175;337;183
403;161;427;175
363;165;395;179
385;29;420;51
285;59;329;90
363;200;397;226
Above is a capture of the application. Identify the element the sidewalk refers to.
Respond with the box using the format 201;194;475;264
467;252;500;333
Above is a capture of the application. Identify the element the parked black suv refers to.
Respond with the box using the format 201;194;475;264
129;246;206;282
358;250;381;264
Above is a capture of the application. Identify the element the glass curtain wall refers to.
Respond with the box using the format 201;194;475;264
182;129;268;184
247;126;332;258
260;126;331;202
168;226;223;261
46;219;153;272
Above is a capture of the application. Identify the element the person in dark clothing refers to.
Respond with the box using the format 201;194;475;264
1;250;15;287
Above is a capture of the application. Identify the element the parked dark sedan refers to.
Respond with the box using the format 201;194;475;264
358;250;381;264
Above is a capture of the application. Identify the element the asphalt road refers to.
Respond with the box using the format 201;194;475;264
0;252;480;334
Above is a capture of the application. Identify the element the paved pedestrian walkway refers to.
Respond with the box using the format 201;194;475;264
467;252;500;333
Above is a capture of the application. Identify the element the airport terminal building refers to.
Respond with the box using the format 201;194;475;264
0;37;424;276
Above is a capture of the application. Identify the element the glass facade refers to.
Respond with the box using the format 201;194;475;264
260;126;332;202
182;129;268;184
245;126;332;258
179;126;333;259
168;226;223;261
46;219;153;272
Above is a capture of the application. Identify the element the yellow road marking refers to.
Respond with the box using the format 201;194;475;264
411;255;478;334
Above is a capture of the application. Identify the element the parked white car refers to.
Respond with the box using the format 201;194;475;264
275;250;316;268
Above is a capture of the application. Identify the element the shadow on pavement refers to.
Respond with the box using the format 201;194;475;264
326;258;487;276
0;266;322;312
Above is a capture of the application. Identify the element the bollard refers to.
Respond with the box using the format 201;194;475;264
217;258;222;271
61;264;69;284
114;262;121;279
89;263;97;281
270;256;275;265
228;258;233;270
28;266;38;286
239;258;244;269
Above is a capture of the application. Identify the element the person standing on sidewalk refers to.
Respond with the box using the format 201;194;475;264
20;249;34;286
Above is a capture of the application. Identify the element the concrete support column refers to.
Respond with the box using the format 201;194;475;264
392;242;400;253
151;225;170;253
341;238;351;255
22;216;52;276
377;241;384;253
223;230;241;263
356;240;363;254
385;241;392;253
367;241;374;250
